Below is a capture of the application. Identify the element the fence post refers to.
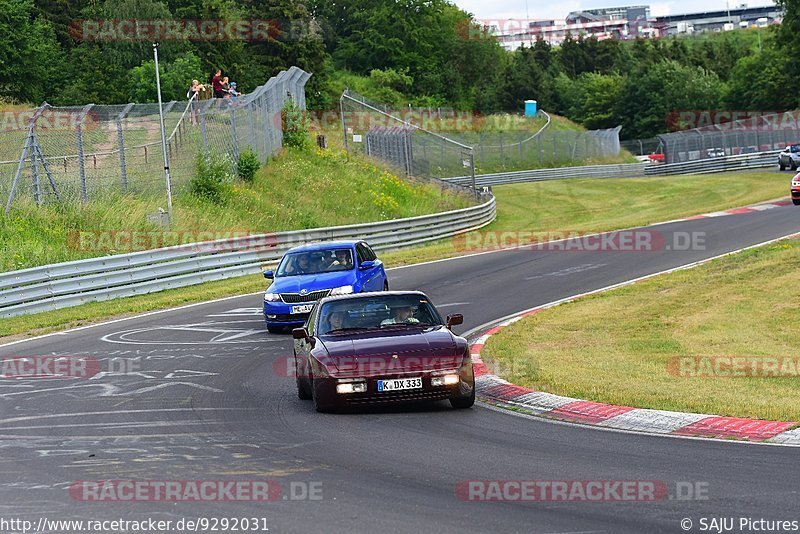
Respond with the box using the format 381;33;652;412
117;103;134;192
75;104;94;204
31;146;41;205
200;100;209;151
229;107;240;161
340;92;349;154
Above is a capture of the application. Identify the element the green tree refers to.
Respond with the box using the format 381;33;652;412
617;60;723;139
0;0;65;104
724;49;796;110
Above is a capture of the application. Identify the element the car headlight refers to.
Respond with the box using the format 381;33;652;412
330;285;354;296
793;181;800;187
264;293;281;302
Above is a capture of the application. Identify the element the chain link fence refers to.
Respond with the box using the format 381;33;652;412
340;90;478;191
657;112;800;164
340;90;623;182
1;67;311;211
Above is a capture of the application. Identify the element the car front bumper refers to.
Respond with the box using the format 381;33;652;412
314;364;476;408
263;301;311;326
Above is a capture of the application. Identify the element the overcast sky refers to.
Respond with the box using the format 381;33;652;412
452;0;777;21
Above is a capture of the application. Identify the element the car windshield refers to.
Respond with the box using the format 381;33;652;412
276;249;355;277
318;295;443;335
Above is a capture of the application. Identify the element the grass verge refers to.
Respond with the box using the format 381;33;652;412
0;147;471;271
482;238;800;421
0;169;790;343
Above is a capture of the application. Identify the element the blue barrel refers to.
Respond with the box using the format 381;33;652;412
525;100;538;117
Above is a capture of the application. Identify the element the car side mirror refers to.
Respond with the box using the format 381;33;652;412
292;328;315;347
446;314;463;329
359;260;375;270
263;270;274;279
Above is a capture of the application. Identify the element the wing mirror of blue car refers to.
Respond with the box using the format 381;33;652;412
359;260;375;270
263;270;274;279
446;314;464;329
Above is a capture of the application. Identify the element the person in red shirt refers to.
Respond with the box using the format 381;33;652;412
211;69;225;99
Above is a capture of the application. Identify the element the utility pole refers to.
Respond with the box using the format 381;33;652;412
153;43;173;222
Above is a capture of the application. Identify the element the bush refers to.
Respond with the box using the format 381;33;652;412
282;101;310;149
190;150;234;204
237;147;261;183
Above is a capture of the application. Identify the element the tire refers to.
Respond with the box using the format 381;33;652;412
780;161;786;171
266;324;282;334
383;280;389;291
296;358;312;400
791;161;797;171
312;378;336;413
449;386;476;410
793;200;800;206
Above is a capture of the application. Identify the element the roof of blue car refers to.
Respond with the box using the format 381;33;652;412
285;240;361;253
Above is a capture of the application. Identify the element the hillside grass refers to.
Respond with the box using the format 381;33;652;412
0;146;472;271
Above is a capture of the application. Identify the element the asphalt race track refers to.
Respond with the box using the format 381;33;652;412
1;205;799;534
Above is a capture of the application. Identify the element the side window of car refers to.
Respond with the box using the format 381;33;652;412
307;305;319;336
356;244;368;265
364;243;377;261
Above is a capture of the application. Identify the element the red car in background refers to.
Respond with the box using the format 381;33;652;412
792;173;800;205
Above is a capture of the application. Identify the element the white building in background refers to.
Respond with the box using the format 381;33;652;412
490;3;781;50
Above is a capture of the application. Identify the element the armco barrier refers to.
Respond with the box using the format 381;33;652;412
644;151;778;176
443;151;778;187
444;163;646;187
0;196;496;318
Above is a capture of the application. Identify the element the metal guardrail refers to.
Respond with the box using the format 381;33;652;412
644;151;778;176
443;151;779;187
0;196;496;318
444;163;647;187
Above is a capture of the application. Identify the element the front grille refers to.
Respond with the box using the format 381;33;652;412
345;389;452;404
267;314;309;322
280;290;331;303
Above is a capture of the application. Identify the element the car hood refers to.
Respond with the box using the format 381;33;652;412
267;271;356;294
317;327;465;377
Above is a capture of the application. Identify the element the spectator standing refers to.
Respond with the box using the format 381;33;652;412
211;69;225;99
186;79;205;124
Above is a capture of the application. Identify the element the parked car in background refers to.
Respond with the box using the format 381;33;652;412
263;240;388;333
705;148;726;158
778;144;800;171
791;173;800;205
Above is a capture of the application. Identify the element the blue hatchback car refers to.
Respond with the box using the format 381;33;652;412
263;240;389;333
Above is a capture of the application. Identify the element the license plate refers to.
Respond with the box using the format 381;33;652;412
291;304;314;314
378;377;422;392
